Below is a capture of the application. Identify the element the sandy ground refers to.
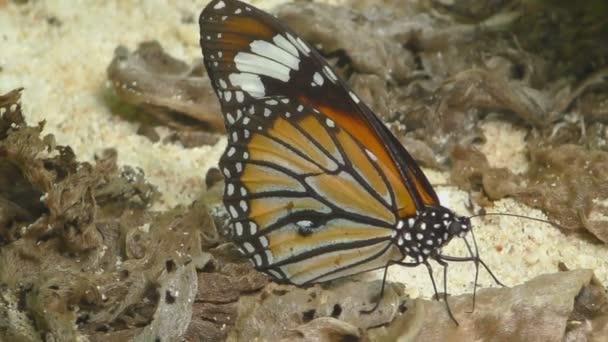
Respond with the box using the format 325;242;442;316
2;0;607;301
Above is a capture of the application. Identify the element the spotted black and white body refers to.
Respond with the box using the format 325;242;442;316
199;0;489;322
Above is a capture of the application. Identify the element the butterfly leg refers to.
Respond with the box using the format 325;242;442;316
462;236;480;313
360;260;419;314
360;262;392;314
437;254;505;287
428;259;459;326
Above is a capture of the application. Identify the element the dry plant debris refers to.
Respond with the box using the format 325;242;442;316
370;269;608;341
107;41;223;147
0;88;209;341
452;144;608;242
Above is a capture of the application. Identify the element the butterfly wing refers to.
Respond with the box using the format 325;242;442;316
200;0;438;284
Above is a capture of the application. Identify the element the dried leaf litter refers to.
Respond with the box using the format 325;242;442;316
0;89;207;341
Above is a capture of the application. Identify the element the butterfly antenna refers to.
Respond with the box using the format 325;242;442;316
425;261;459;325
469;212;567;230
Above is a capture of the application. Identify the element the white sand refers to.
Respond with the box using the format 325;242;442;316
2;0;606;300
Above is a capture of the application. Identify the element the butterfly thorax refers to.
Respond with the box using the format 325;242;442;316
395;206;471;264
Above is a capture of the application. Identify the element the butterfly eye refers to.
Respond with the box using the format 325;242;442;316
447;221;461;235
460;217;471;231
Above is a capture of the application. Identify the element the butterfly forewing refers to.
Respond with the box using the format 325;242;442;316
200;0;436;284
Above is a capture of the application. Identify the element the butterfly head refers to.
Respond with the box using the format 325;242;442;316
397;206;471;263
448;214;471;238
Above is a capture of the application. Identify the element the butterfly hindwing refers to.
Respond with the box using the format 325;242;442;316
219;96;404;284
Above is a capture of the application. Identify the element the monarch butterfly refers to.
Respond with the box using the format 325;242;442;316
199;0;500;323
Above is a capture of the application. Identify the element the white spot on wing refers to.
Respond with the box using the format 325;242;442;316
234;52;291;82
254;254;262;266
226;113;235;125
273;34;298;56
260;236;269;247
235;91;244;103
229;73;265;98
250;40;299;69
213;1;225;10
323;66;338;82
349;91;360;103
365;149;377;161
313;72;324;86
268;269;282;279
243;242;254;253
235;222;243;236
265;250;273;264
285;33;310;56
296;37;311;54
297;220;313;228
